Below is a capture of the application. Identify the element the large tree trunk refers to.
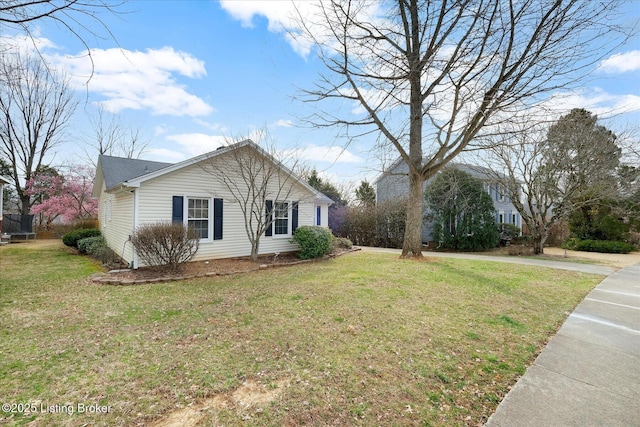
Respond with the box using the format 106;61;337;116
19;193;31;216
532;233;547;255
402;170;424;258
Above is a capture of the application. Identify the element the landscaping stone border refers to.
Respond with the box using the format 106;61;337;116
90;248;361;286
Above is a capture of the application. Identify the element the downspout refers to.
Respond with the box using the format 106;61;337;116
132;189;139;269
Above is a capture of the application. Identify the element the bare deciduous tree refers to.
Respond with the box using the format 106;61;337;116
84;106;148;166
0;51;76;215
202;135;306;261
0;1;125;56
486;110;622;254
297;0;630;258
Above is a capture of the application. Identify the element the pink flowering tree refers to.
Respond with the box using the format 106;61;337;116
24;169;64;229
26;165;98;227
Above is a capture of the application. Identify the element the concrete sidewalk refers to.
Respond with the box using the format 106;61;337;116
485;263;640;427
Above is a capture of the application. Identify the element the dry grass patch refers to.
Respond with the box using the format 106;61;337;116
0;241;602;426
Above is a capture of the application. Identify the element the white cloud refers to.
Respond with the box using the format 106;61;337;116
599;50;640;74
219;0;385;58
0;33;58;53
542;88;640;118
220;0;313;56
194;119;229;133
166;133;227;156
144;148;186;163
273;119;293;128
48;46;214;117
285;144;363;164
154;125;169;136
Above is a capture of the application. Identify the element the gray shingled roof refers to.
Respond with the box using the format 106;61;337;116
98;155;173;190
375;159;508;183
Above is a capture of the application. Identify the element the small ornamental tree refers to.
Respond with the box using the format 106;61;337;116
24;167;64;229
488;109;623;254
426;168;499;251
27;165;98;225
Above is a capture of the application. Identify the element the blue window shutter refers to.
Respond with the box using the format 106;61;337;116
214;198;223;240
265;200;273;236
172;196;184;223
292;201;299;233
316;206;321;226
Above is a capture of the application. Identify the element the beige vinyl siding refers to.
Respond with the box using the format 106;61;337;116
98;182;135;265
135;155;318;262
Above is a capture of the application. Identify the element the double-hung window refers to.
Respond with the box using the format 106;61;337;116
188;198;209;239
274;202;289;235
498;184;506;202
265;200;298;237
173;196;223;241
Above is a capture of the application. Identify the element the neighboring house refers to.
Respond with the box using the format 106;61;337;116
0;175;11;233
375;160;521;242
92;140;333;268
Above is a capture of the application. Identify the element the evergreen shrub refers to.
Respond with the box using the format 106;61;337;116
62;228;101;248
291;226;333;259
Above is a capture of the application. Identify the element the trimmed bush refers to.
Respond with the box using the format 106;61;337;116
76;235;120;265
62;228;101;248
572;239;635;254
77;236;106;254
131;222;199;271
291;226;333;259
333;237;353;251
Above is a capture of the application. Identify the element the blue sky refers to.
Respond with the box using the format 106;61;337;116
3;0;640;188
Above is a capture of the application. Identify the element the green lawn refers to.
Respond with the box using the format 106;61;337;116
0;241;601;426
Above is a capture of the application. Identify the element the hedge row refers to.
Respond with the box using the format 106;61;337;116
566;238;636;254
62;228;101;248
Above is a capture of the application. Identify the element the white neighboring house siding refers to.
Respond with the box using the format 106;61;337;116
133;157;320;266
98;181;135;265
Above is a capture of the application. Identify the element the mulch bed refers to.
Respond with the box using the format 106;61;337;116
90;248;360;285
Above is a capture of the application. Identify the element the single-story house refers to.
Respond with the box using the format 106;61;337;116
375;159;522;242
92;140;333;268
0;175;11;233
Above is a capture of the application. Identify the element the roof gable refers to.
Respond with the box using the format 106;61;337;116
94;140;334;204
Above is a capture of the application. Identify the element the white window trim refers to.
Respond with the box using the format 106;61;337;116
104;199;112;223
272;201;292;238
498;184;506;202
185;196;213;242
